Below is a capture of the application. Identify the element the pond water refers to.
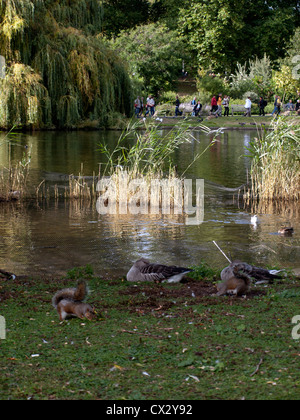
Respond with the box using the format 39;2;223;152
0;129;299;278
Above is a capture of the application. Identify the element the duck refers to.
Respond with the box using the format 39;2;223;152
221;261;282;285
278;226;294;236
0;269;16;280
126;258;193;283
251;215;259;226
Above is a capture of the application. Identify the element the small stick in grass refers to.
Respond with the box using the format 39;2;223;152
120;329;164;340
250;358;264;377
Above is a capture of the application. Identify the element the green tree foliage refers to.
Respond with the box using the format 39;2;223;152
107;23;187;95
273;65;300;101
178;0;299;73
102;0;150;36
285;27;300;60
0;0;133;129
149;0;189;29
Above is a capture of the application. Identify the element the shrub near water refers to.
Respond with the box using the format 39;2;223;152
246;118;300;202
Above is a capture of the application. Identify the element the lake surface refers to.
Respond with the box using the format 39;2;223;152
0;129;299;278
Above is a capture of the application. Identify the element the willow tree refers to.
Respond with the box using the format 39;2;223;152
0;0;132;129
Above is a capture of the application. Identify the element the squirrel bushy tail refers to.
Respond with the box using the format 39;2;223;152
52;281;87;309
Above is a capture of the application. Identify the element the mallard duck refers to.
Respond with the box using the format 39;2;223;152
127;258;193;283
278;226;294;236
221;261;282;285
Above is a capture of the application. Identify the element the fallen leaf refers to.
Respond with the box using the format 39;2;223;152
110;364;124;372
142;371;150;377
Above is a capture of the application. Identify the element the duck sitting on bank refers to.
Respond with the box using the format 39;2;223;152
127;258;193;283
221;261;282;285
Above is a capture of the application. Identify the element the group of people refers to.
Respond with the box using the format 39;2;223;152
135;93;300;119
211;94;254;117
211;93;300;117
261;95;300;116
134;96;155;118
175;96;203;117
190;97;203;116
211;94;230;117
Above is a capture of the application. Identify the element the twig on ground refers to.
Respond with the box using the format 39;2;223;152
120;329;165;340
250;358;264;377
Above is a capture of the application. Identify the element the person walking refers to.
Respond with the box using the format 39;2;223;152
134;96;141;118
276;96;281;115
271;95;279;116
139;97;144;117
175;95;183;116
259;97;267;116
223;95;230;117
244;97;252;117
215;94;223;117
211;96;218;114
148;95;155;117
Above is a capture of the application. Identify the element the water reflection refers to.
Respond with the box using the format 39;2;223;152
0;130;299;277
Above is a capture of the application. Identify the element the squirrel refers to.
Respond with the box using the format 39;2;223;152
52;281;96;321
217;265;251;296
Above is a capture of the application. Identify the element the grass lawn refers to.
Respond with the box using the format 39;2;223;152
0;266;299;400
153;115;298;130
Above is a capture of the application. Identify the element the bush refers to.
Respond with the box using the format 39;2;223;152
243;91;259;102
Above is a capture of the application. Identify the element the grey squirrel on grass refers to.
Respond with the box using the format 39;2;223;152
52;281;96;321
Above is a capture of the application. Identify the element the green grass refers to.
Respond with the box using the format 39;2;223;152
0;267;299;400
155;115;298;130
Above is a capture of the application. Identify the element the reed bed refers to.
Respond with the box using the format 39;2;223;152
245;118;300;203
0;130;31;202
96;119;219;210
1;120;222;206
66;168;99;201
